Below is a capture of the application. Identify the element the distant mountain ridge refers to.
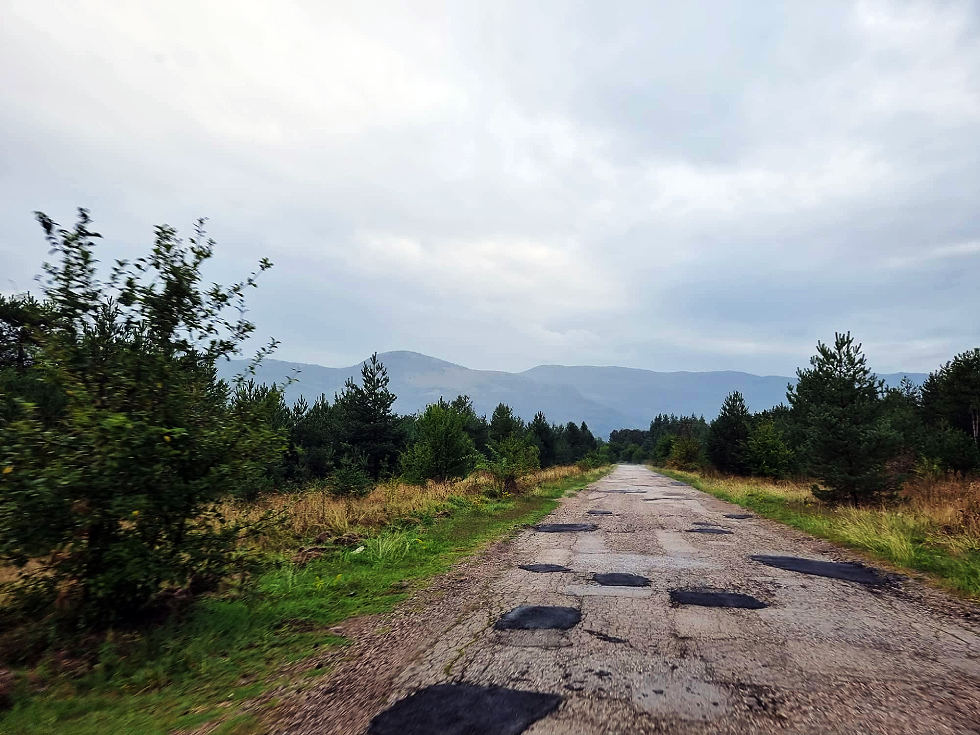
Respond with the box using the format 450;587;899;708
217;351;926;440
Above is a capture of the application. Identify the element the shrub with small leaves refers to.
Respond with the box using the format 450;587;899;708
0;210;283;626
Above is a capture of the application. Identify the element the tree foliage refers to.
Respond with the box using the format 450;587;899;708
0;211;283;624
478;433;540;494
400;399;477;484
707;391;751;474
787;332;896;503
745;420;793;479
922;349;980;451
334;353;404;480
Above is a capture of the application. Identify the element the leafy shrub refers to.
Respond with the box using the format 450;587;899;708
400;400;477;484
478;434;540;493
0;211;283;626
331;453;372;497
577;447;610;470
746;420;794;479
667;435;703;471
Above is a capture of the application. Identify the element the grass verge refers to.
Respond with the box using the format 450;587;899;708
0;466;609;735
655;467;980;600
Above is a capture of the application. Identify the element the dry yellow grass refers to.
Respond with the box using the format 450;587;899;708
661;466;980;597
222;465;589;546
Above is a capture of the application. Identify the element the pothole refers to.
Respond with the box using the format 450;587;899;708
692;521;721;526
724;514;753;519
519;563;571;573
750;555;884;584
684;528;733;535
596;489;646;494
670;589;768;609
593;572;650;587
534;523;598;532
495;605;581;630
367;683;562;735
587;510;613;515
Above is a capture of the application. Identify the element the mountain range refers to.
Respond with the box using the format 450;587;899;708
218;351;926;440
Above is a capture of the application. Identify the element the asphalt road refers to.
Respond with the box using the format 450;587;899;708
368;465;980;734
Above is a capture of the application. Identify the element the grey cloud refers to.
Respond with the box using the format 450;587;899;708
1;0;979;378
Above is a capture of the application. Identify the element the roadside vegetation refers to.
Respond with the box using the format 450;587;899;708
606;332;980;599
657;468;980;599
0;210;611;733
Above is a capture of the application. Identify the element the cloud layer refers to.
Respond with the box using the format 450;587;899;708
2;0;978;374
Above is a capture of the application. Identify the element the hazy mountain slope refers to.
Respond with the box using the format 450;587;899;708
522;365;927;429
522;365;792;426
218;352;926;439
217;351;629;437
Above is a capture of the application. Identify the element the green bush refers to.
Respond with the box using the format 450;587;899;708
478;434;540;494
667;435;702;471
400;400;477;484
330;453;372;497
0;211;283;626
577;446;610;470
746;420;794;478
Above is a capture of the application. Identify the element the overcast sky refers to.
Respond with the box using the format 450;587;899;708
2;1;978;376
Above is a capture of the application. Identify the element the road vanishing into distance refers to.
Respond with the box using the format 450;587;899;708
280;465;980;735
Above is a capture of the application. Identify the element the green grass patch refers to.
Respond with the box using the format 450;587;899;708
0;467;608;735
655;467;980;600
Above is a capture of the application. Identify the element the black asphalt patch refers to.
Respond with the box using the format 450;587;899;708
685;527;733;535
593;573;650;587
587;509;613;515
534;523;598;532
596;489;646;494
751;555;885;584
519;564;571;573
724;514;754;519
495;605;581;630
670;589;768;609
367;683;562;735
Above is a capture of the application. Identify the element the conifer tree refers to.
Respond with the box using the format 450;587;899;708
335;353;405;479
788;332;896;504
707;391;751;474
489;402;523;443
528;411;557;467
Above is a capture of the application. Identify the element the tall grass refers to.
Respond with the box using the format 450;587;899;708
222;466;585;549
656;467;980;599
0;465;608;735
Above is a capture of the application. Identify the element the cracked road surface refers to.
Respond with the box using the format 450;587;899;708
365;465;980;734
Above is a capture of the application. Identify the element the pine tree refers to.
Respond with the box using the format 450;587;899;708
528;411;557;467
707;391;751;474
489;402;523;443
787;332;896;504
922;348;980;449
335;353;405;479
